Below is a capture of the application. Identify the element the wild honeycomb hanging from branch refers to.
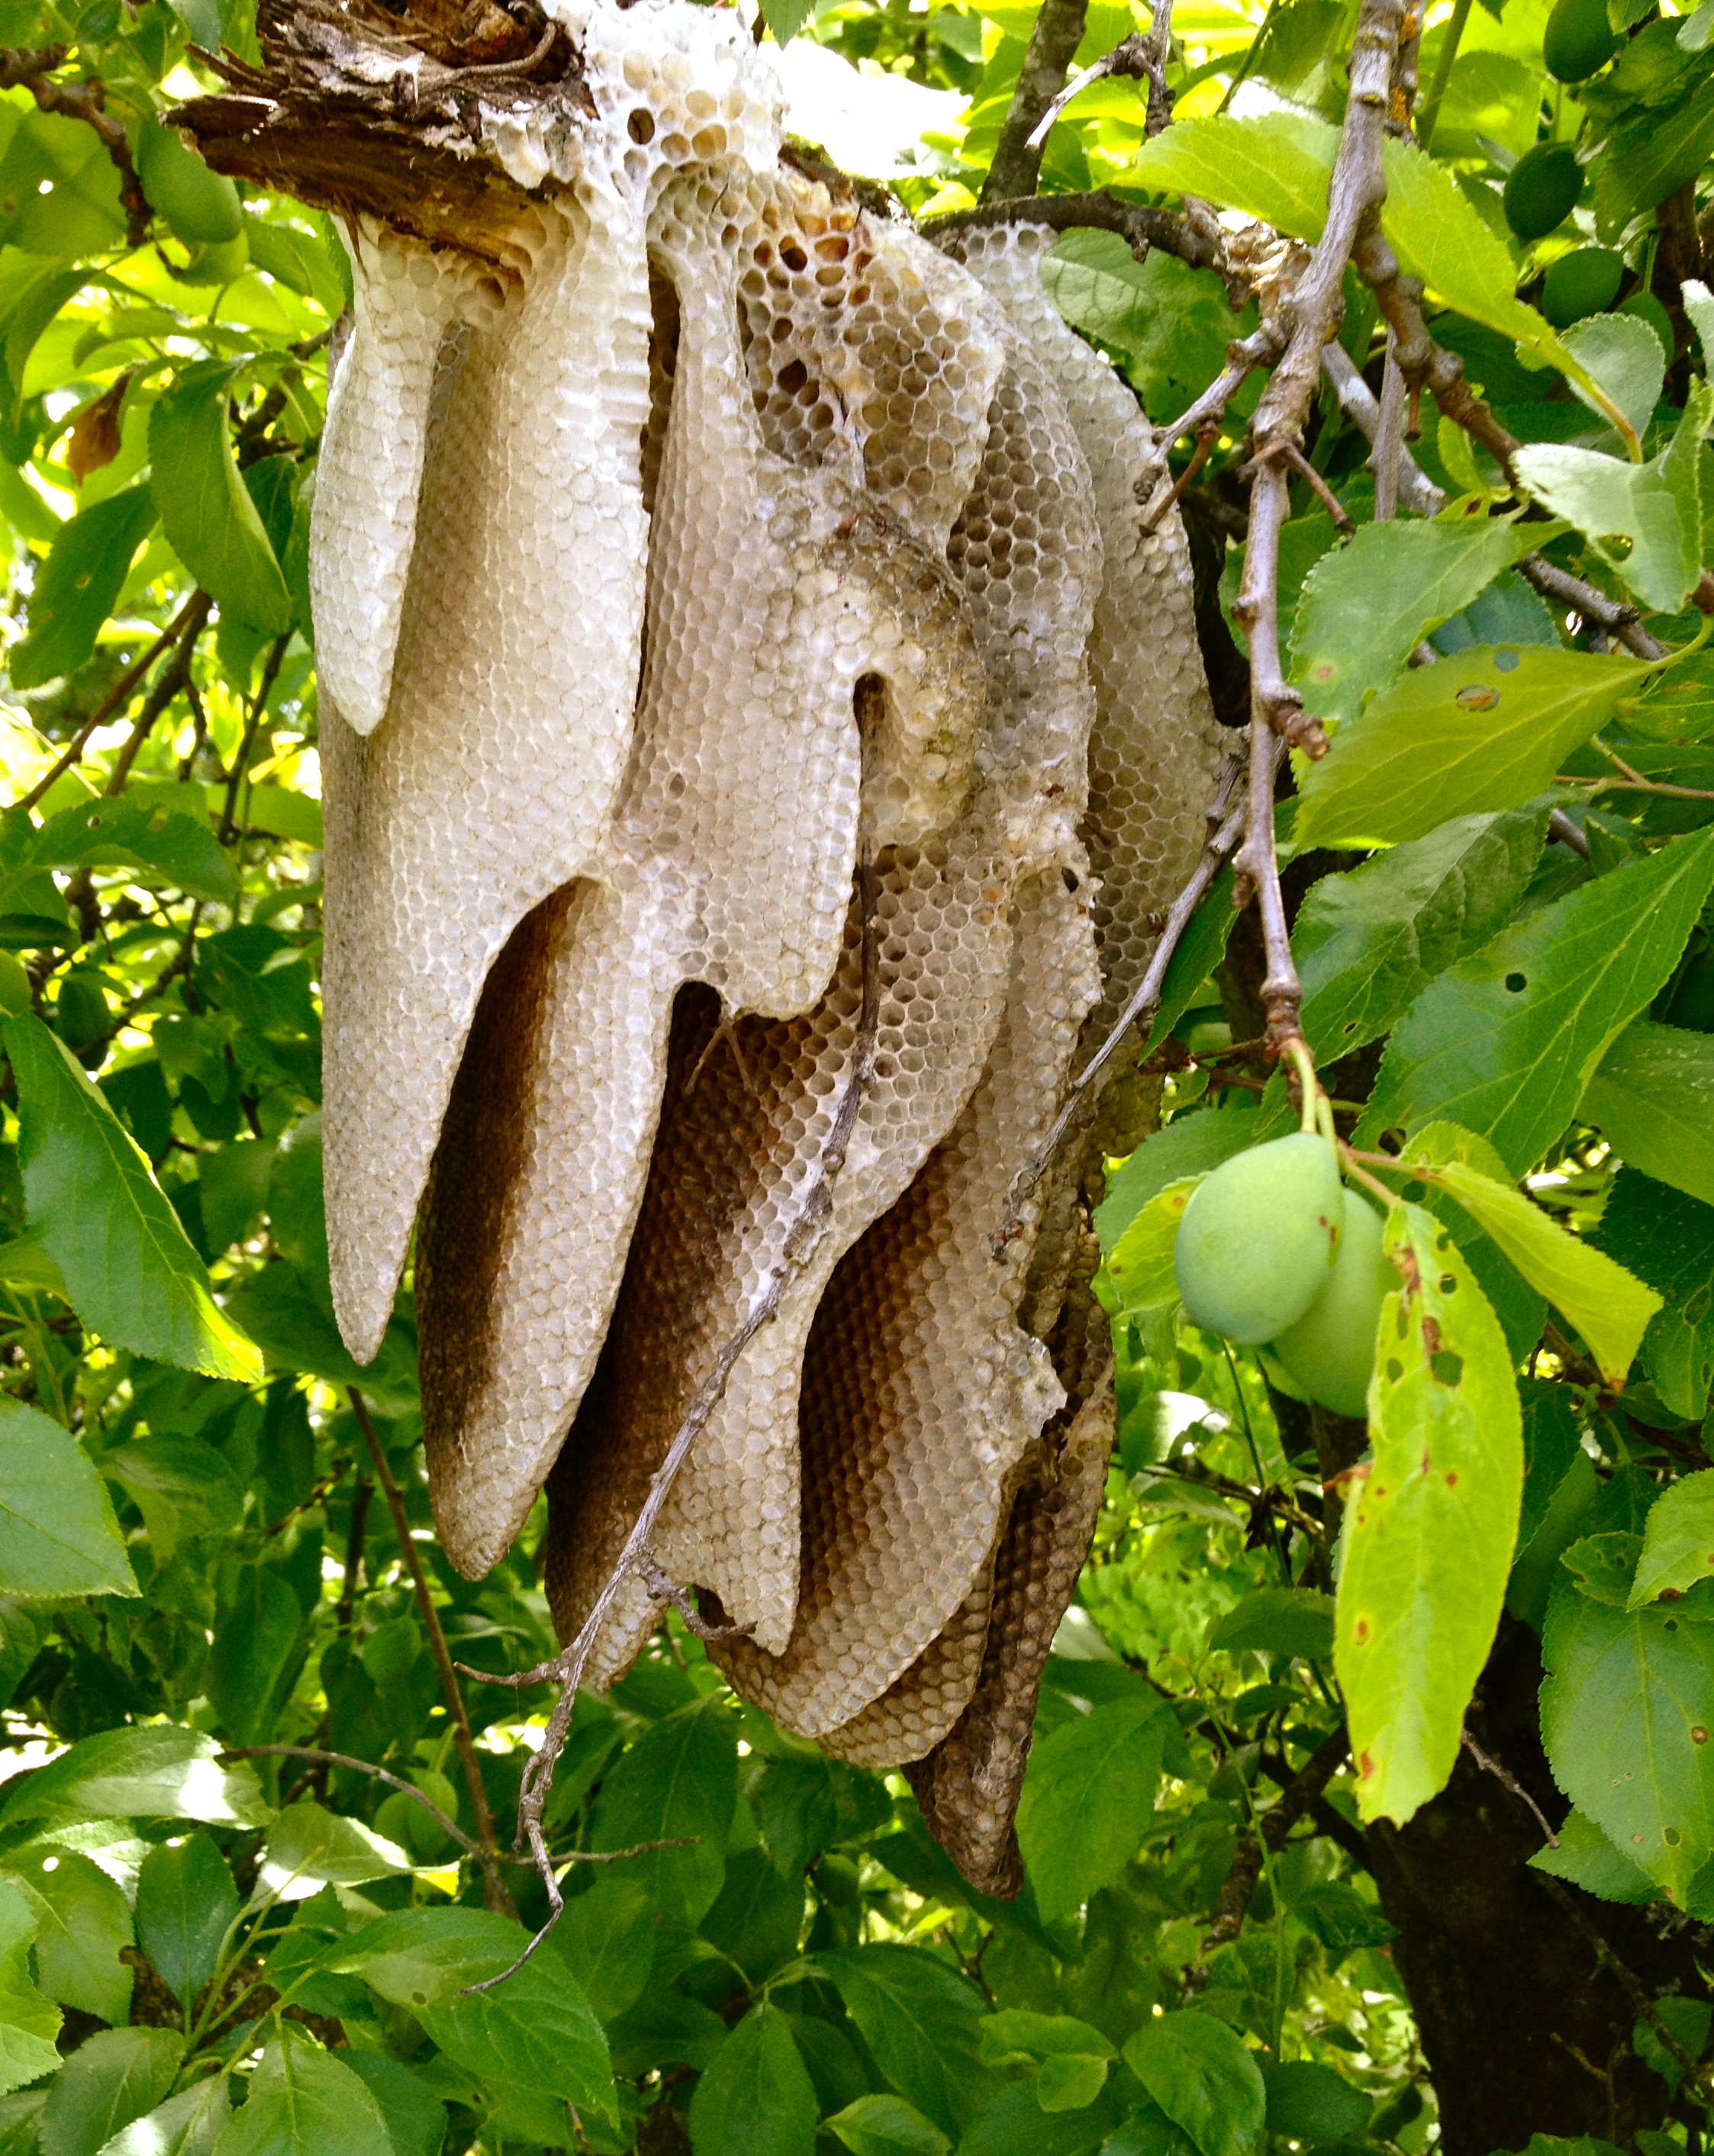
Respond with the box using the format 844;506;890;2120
175;0;1222;1912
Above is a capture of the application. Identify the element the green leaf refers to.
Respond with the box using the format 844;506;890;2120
1124;113;1339;240
335;1907;614;2118
1336;1202;1522;1825
208;1568;303;1747
588;1694;736;1926
105;1437;245;1566
5;1015;261;1382
135;1833;237;2010
11;1848;132;2023
260;1802;411;1894
1514;381;1713;613
98;2076;232;2156
0;1398;135;1600
1527;1807;1658;1903
1142;867;1241;1058
149;360;292;634
1;1724;272;1830
1206;1587;1336;1664
6;797;237;909
9;487;159;690
1291;513;1538;729
1378;140;1553;361
1259;2061;1371;2145
0;263;84;423
0;1880;60;2098
1540;1568;1714;1902
1561;1532;1641;1608
40;2030;182;2156
759;0;814;40
546;1871;653;2022
1593;76;1714;233
1583;1020;1714;1209
1015;1696;1172;1922
1627;1469;1714;1606
814;1947;993;2139
1294;644;1659;848
1095;1111;1255;1253
688;2004;817;2156
1294;808;1549;1065
979;2013;1115;2114
1120;2013;1266;2156
823;2093;950;2156
1558;313;1666;442
333;2058;443;2156
1398;1123;1661;1385
1358;826;1714;1176
208;2034;388;2156
1593;1170;1714;1418
1101;1179;1197;1318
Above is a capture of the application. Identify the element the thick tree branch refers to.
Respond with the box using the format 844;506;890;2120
922;188;1223;275
981;0;1089;204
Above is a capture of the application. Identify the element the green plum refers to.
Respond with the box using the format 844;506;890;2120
137;118;243;246
1503;143;1584;242
1542;0;1621;80
1270;1190;1393;1419
1172;1131;1343;1344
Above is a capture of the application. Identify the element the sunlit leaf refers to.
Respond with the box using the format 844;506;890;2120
0;1397;136;1601
1583;1020;1714;1209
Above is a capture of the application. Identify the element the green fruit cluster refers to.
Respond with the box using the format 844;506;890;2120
1171;1133;1393;1419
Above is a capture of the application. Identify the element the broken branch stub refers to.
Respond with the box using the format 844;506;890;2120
182;0;1222;1897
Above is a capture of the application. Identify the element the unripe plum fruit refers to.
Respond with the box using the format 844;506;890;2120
1270;1190;1393;1419
1172;1132;1344;1344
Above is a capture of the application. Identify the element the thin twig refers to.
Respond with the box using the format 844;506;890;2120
996;758;1247;1241
1026;30;1149;151
1203;1726;1349;1950
346;1389;515;1919
233;1744;480;1857
1372;333;1404;521
1155;320;1287;461
100;594;214;797
1460;1726;1558;1849
922;190;1223;275
636;1555;745;1641
218;634;292;845
1535;1873;1714;2109
17;595;205;815
1413;0;1472;152
453;850;885;1993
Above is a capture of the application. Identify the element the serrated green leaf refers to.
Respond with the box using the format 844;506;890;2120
9;486;159;690
0;1397;135;1601
5;797;237;909
1291;513;1538;729
333;2057;443;2156
103;1436;244;1565
1541;1568;1714;1902
1294;643;1659;848
0;1878;60;2098
4;1012;261;1382
1558;313;1666;441
1397;1125;1661;1383
1260;2060;1372;2145
260;1802;411;1895
11;1847;132;2024
209;2034;388;2156
1102;1177;1197;1317
1583;1020;1714;1209
759;0;814;39
815;1948;993;2139
1592;1170;1714;1419
150;359;292;634
135;1833;237;2010
208;1567;303;1747
1336;1202;1522;1825
0;262;84;424
1527;1807;1658;1903
588;1694;735;1926
688;2004;817;2156
1016;1696;1173;1923
1358;826;1714;1175
98;2075;232;2156
1;1723;272;1829
1207;1587;1336;1663
1593;76;1714;235
1378;140;1550;361
824;2093;950;2156
1513;382;1713;613
1124;113;1338;239
1628;1469;1714;1607
1294;808;1549;1065
1121;2013;1265;2156
40;2029;182;2156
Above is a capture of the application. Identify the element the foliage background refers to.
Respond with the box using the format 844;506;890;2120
0;0;1712;2146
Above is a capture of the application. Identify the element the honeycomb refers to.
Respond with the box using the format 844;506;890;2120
312;0;1217;1893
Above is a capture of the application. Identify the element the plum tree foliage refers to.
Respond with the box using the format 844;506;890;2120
0;0;1712;2146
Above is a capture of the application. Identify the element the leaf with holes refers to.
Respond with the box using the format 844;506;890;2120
1358;827;1714;1175
1294;643;1660;848
1335;1202;1522;1825
1290;513;1539;729
2;796;236;909
1294;808;1549;1066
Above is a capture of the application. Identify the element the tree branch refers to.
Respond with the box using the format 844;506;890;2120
0;47;150;246
17;594;207;816
922;189;1223;274
1203;1726;1350;1950
981;0;1090;204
